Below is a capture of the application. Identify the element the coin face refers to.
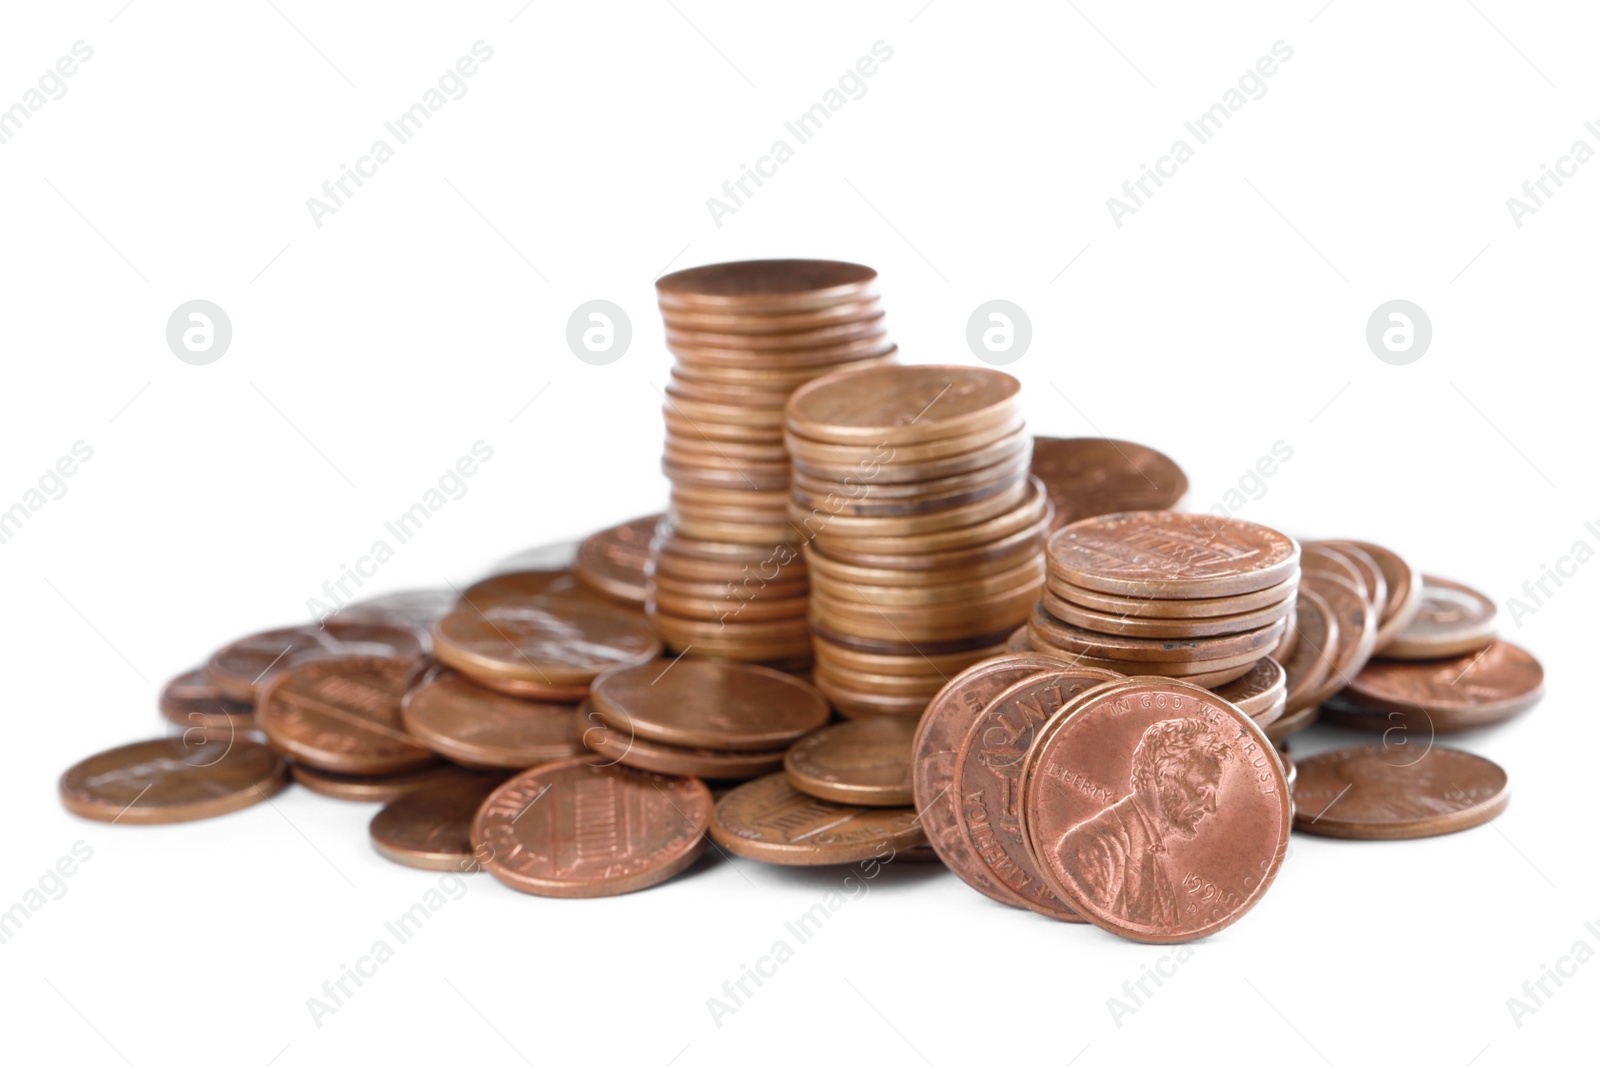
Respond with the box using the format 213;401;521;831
1291;746;1510;839
709;774;926;865
257;655;436;775
473;758;711;897
576;703;786;779
954;668;1122;920
786;364;1021;445
784;718;917;807
1030;437;1188;531
1024;677;1290;943
159;668;257;738
1377;575;1498;660
1048;512;1300;599
205;621;424;702
401;668;586;768
575;515;660;604
1339;639;1544;730
60;737;287;824
369;773;510;871
588;659;828;751
432;598;662;686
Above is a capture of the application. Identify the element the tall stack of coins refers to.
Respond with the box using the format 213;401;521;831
650;260;897;665
783;365;1048;717
1026;511;1300;690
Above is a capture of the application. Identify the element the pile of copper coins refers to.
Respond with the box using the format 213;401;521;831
786;364;1050;718
648;260;897;666
57;258;1545;946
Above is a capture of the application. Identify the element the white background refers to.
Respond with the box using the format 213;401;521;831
1;2;1595;1064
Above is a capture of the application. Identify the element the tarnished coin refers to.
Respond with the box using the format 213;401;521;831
1299;570;1378;707
588;659;828;751
575;515;660;604
205;621;424;702
474;758;712;897
786;364;1021;446
1023;677;1290;944
369;773;509;871
1333;639;1543;732
432;597;662;688
1214;657;1287;719
784;718;917;806
954;667;1122;920
1377;576;1498;660
257;655;436;775
401;668;586;769
1292;745;1510;839
657;259;878;312
159;668;257;738
1031;437;1188;532
1048;511;1300;599
577;704;786;779
60;737;287;824
709;774;926;865
289;761;472;803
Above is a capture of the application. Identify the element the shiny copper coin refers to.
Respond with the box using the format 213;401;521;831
792;476;1030;539
786;364;1021;446
1311;541;1387;618
911;652;1077;905
575;514;659;604
786;414;1025;470
1377;575;1498;660
205;621;424;703
474;758;712;897
1299;571;1379;706
331;588;459;645
816;557;1044;608
1213;657;1287;718
459;568;586;608
588;659;828;751
709;773;925;865
784;718;917;806
290;761;472;803
577;703;785;779
1325;539;1422;650
1335;639;1543;731
811;635;1003;678
665;315;886;352
1027;603;1287;664
1291;745;1510;839
1271;605;1300;663
60;736;287;824
159;668;257;738
1281;590;1337;713
1299;543;1364;595
812;673;932;719
955;668;1122;920
673;350;899;391
432;597;661;687
401;668;585;769
1047;573;1300;620
671;334;896;369
1031;437;1188;532
792;430;1030;487
660;297;882;335
1049;511;1300;600
1024;677;1290;943
257;655;435;775
657;258;878;312
369;773;509;871
1040;587;1295;639
803;529;1043;588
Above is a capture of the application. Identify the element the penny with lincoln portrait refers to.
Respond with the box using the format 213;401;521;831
1022;676;1290;944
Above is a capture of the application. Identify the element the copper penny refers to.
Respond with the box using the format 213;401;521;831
1334;639;1543;731
1047;573;1300;620
1049;511;1300;599
1299;570;1378;707
1041;587;1294;639
1265;701;1319;743
205;621;424;702
709;773;925;865
459;568;586;608
657;259;878;312
1213;657;1287;718
1311;541;1388;619
812;673;931;720
290;761;471;803
1326;539;1422;649
330;588;460;644
474;757;712;897
1377;575;1498;660
1300;543;1368;599
588;659;828;751
432;597;661;688
577;703;786;779
401;668;585;769
369;773;510;871
1031;437;1188;532
911;652;1077;905
660;296;882;334
60;736;287;824
257;655;436;775
1280;590;1338;714
1291;745;1510;839
784;718;917;806
159;668;257;738
955;668;1123;920
786;364;1021;446
1028;603;1289;663
1024;677;1289;943
575;514;659;604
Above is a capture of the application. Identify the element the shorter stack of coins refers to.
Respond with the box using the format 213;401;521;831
650;259;898;665
1027;511;1301;694
784;364;1049;718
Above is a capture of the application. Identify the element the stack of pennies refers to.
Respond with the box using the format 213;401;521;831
1026;511;1300;691
649;259;897;665
783;364;1049;718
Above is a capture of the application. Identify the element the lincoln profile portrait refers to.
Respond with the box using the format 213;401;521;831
1056;718;1230;926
